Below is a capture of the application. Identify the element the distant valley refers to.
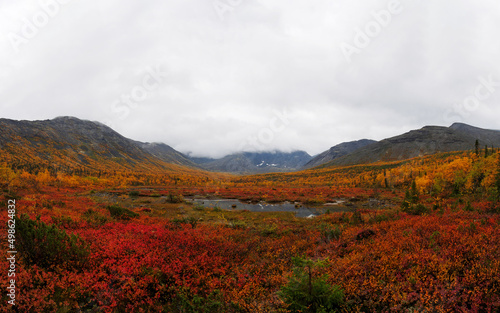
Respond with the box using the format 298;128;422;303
188;151;313;174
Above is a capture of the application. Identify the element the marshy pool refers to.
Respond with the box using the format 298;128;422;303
187;198;353;218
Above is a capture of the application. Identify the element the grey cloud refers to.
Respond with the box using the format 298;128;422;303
1;0;499;158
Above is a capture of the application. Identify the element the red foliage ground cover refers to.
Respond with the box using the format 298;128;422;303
1;186;499;312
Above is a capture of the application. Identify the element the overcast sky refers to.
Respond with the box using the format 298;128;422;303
1;0;499;158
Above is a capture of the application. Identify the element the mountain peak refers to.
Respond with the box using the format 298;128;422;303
53;116;81;121
449;122;476;130
52;116;111;129
51;116;96;126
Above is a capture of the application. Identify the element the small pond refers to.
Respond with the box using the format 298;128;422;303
187;198;353;218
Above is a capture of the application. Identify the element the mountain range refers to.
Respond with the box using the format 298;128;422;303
191;151;312;174
0;117;311;174
0;117;196;174
1;117;499;174
322;123;500;167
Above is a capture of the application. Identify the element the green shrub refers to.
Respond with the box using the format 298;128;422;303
168;289;239;313
83;209;108;227
402;180;420;210
15;214;90;271
401;182;429;215
211;206;222;212
166;193;184;203
350;210;364;225
129;190;140;197
319;224;342;243
402;203;429;215
107;205;139;220
193;203;206;211
260;224;279;237
51;216;78;229
464;201;474;212
429;231;441;252
338;212;349;224
369;212;397;224
172;216;198;228
227;220;247;229
278;257;344;313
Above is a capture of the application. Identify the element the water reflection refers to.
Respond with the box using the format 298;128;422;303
188;198;352;218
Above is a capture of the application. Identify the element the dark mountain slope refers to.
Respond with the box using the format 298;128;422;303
197;151;312;174
449;123;500;146
0;117;198;173
304;139;376;168
243;151;312;170
324;124;500;167
137;142;197;167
